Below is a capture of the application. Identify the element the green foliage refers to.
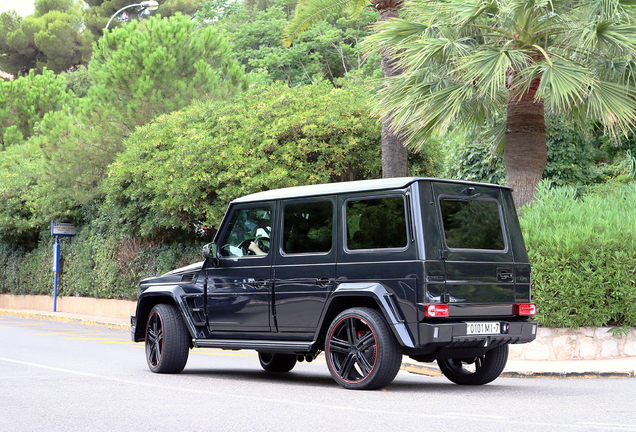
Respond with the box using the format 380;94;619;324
3;14;250;237
102;81;383;239
205;0;381;86
0;230;201;299
91;13;248;131
0;139;46;244
446;117;629;186
0;2;92;75
0;69;71;148
368;0;636;146
59;65;93;98
521;182;636;328
83;0;203;40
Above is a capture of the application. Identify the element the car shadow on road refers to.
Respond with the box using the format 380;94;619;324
178;368;520;393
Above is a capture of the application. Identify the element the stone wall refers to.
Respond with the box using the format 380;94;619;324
510;327;636;360
0;294;136;320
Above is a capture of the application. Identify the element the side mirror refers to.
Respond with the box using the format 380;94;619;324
202;242;217;259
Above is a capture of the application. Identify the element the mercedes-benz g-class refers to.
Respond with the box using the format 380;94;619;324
131;177;537;389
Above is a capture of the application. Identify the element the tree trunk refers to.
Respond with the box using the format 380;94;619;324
378;7;408;178
504;79;546;208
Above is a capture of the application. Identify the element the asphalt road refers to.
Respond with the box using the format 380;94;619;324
1;315;635;432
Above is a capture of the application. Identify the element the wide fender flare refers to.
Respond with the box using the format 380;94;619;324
133;285;199;342
324;282;415;349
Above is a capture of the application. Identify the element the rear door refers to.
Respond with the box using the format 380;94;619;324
432;182;515;317
272;197;337;334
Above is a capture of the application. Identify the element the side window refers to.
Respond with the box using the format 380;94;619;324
283;201;333;254
439;198;505;250
346;196;408;250
219;206;271;257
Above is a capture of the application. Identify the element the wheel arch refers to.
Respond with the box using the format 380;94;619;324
132;286;196;344
314;283;416;351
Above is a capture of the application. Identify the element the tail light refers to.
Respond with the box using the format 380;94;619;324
424;304;449;318
513;303;537;316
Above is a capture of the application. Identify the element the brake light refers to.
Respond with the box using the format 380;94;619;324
424;304;449;318
514;303;537;316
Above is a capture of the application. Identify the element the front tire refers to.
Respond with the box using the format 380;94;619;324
258;353;297;373
438;344;509;385
145;303;190;374
325;307;402;390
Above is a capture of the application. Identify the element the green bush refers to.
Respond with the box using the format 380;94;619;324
0;228;201;300
521;182;636;328
446;118;624;186
103;81;385;240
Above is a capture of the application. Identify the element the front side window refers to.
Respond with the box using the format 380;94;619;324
439;198;505;250
346;196;408;250
283;201;333;254
219;206;271;257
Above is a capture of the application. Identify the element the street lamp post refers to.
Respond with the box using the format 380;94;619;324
105;1;160;30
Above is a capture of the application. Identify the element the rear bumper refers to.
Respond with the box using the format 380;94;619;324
418;320;537;348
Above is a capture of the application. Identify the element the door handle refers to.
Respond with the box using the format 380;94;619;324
254;279;269;288
497;269;514;282
316;277;334;287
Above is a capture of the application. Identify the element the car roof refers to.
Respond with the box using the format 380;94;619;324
232;177;511;203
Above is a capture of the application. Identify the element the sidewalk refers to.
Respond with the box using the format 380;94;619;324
1;307;635;379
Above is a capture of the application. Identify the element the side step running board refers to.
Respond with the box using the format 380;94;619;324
193;339;313;353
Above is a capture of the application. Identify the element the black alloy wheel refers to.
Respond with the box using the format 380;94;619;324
145;303;190;374
258;352;297;373
326;307;402;390
437;344;509;385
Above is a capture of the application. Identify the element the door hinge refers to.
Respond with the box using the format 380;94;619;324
439;249;447;260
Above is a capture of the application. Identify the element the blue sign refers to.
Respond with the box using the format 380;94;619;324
51;221;75;237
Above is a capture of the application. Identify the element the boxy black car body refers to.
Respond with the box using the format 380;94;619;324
131;177;537;389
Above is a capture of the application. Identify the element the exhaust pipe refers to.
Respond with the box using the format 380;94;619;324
305;354;313;363
297;354;305;362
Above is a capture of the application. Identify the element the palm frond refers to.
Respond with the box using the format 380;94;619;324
585;79;636;136
535;58;591;111
283;0;366;46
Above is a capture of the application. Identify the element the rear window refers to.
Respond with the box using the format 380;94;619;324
439;198;505;250
346;196;408;250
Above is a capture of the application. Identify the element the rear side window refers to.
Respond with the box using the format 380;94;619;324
439;198;505;250
283;201;333;254
346;196;408;250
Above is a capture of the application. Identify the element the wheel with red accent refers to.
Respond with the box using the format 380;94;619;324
325;307;402;390
258;353;297;373
438;344;509;385
145;304;190;374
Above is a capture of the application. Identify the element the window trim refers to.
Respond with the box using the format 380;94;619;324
217;203;275;260
437;195;509;254
279;199;335;257
342;194;411;254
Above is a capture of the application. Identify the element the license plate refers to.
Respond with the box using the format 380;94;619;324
466;322;500;335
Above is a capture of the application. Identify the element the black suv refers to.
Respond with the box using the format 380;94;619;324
131;177;537;390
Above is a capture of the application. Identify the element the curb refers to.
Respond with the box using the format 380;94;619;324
0;309;129;331
401;361;636;379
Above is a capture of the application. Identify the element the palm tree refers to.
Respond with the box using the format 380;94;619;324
367;0;636;207
284;0;409;178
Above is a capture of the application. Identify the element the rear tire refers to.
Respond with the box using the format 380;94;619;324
145;304;190;374
325;307;402;390
438;344;508;385
258;353;297;373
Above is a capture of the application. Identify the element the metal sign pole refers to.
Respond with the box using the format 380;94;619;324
51;221;74;313
53;236;60;312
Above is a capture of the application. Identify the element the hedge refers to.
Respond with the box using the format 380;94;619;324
521;182;636;328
